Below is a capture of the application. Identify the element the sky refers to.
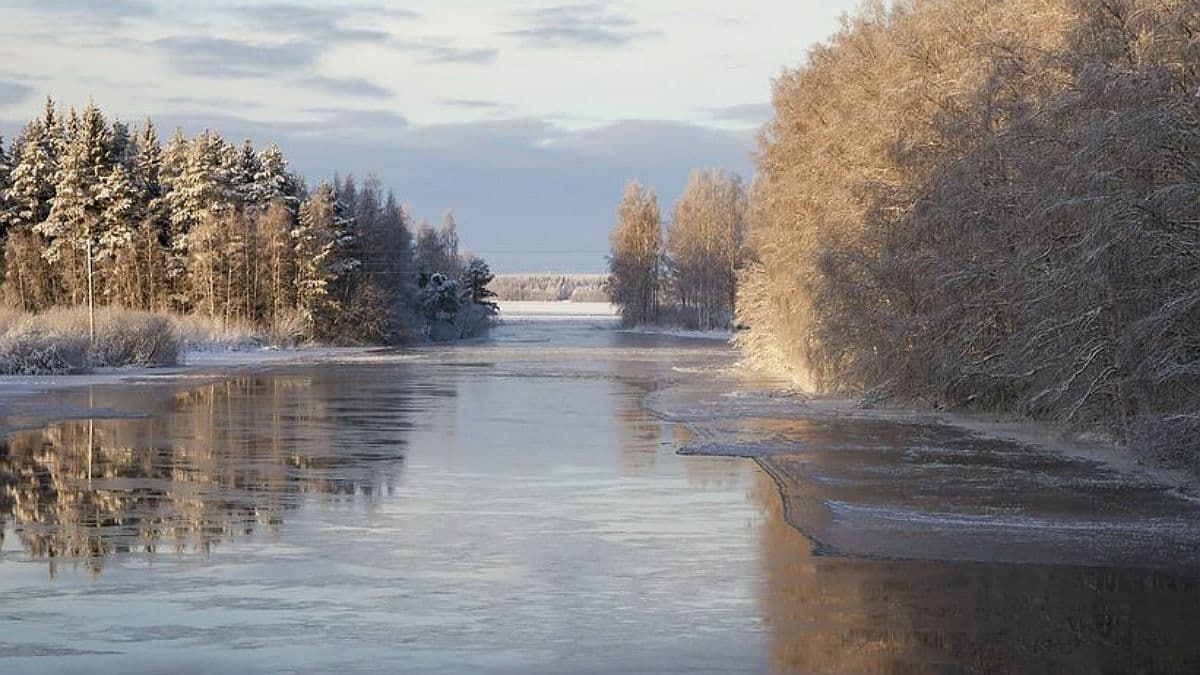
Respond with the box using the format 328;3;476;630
0;0;859;273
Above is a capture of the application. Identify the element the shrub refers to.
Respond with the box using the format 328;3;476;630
0;307;182;374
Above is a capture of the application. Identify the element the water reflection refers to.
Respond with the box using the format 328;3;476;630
0;369;416;577
754;470;1200;673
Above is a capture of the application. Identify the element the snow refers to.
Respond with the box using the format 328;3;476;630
498;301;619;321
620;326;733;341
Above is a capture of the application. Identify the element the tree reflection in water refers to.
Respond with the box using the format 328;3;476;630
0;370;416;577
752;470;1200;673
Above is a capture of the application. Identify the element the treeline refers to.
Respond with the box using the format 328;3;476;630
739;0;1200;463
490;274;608;302
0;99;494;344
607;170;746;330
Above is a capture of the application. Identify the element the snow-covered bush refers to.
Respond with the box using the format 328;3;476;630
419;267;497;341
90;310;180;367
175;313;264;351
0;307;182;374
0;328;89;375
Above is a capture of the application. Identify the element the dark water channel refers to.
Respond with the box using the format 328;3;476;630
1;318;1198;673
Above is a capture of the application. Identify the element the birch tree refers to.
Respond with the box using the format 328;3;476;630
607;180;661;326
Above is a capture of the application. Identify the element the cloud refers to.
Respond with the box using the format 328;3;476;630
155;94;265;111
237;4;405;44
443;98;507;110
709;103;773;125
131;111;748;271
392;40;500;65
298;76;393;99
300;108;410;133
506;3;656;48
0;80;35;106
154;36;318;78
19;0;154;24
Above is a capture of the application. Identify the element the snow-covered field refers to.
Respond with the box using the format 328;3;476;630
497;300;619;320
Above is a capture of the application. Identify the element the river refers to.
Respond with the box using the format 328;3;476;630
2;311;1199;673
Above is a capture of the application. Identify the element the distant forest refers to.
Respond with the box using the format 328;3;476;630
609;0;1200;465
0;99;495;344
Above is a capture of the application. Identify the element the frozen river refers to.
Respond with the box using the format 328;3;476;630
2;311;1199;673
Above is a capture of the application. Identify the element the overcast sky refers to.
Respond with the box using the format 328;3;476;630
0;0;858;272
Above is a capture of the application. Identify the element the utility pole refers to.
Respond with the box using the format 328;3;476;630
87;237;95;344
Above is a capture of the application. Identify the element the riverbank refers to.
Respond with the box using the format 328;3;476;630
0;345;382;436
661;370;1200;568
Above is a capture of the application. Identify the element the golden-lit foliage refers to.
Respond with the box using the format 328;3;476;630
607;181;662;326
665;169;746;330
739;0;1200;463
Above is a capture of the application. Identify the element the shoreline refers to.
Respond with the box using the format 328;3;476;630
794;396;1200;496
0;345;383;436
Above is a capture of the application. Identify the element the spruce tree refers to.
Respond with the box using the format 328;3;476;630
253;143;300;208
41;102;112;304
0;135;11;240
97;162;141;305
134;120;168;310
293;181;353;339
165;130;232;310
3;117;61;309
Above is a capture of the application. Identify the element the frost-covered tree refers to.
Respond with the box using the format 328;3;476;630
131;119;168;311
607;180;661;326
96;162;141;306
41;102;111;305
438;209;462;278
0;135;11;240
260;200;296;330
293;181;353;340
7;117;59;236
165;130;233;310
0;99;482;345
460;256;497;310
419;272;461;337
665;169;746;330
253;143;300;208
229;139;261;210
109;120;136;170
